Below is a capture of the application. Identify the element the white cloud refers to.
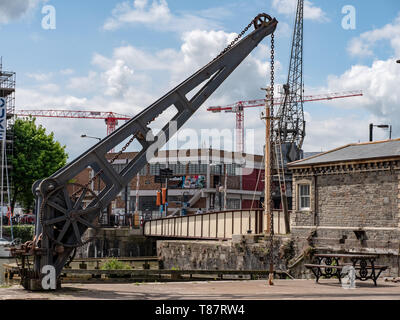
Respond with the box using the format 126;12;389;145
103;0;222;33
17;87;88;108
303;58;398;149
60;68;75;75
0;0;46;24
347;14;400;58
102;59;135;97
325;59;400;119
303;112;389;152
272;0;328;22
39;83;59;93
67;71;99;93
17;27;282;159
93;28;281;102
26;72;53;82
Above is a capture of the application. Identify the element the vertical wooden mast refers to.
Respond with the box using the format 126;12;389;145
263;87;274;286
264;87;272;233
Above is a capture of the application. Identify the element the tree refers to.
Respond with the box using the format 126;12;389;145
9;118;68;213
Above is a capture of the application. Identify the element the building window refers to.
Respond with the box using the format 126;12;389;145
226;164;239;176
149;163;166;175
227;198;241;210
199;164;208;174
169;162;187;175
299;184;310;210
211;164;222;175
188;163;200;174
187;162;207;174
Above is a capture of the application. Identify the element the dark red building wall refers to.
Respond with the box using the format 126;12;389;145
242;169;265;191
241;168;264;209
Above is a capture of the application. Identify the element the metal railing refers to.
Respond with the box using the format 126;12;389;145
144;209;289;239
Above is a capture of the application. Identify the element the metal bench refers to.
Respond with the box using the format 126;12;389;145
305;253;388;286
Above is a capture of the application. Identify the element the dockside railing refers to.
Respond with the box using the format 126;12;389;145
144;209;289;239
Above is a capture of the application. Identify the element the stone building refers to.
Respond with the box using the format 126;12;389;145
288;139;400;276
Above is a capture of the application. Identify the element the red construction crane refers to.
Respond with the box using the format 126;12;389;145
13;109;132;136
207;90;363;153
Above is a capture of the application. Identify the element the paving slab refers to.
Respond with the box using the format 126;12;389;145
1;279;400;300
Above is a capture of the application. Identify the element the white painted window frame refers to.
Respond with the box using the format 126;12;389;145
298;183;311;211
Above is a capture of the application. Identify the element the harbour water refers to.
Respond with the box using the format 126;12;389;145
0;258;13;286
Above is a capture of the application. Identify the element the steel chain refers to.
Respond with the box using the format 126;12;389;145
268;32;275;270
213;19;254;61
75;15;261;198
71;133;137;198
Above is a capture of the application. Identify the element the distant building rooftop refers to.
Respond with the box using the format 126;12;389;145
288;139;400;167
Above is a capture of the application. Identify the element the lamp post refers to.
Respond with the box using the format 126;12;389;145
81;134;101;141
81;134;103;221
369;124;392;142
210;162;223;211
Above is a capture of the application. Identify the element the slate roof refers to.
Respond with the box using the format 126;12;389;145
288;139;400;167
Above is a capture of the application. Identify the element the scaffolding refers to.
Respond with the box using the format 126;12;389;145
0;57;15;212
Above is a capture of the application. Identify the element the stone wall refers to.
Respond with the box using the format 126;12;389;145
292;170;399;229
317;171;398;228
291;169;400;246
157;236;294;272
77;227;156;258
288;169;400;278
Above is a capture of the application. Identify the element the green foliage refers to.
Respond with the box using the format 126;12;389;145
2;225;34;242
100;258;132;270
10;118;68;213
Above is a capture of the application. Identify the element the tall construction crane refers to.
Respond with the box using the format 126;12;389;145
274;0;303;233
207;90;363;153
10;13;278;291
277;0;305;162
14;109;131;136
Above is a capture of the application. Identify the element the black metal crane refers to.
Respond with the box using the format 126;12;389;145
275;0;305;162
272;0;304;234
11;13;278;291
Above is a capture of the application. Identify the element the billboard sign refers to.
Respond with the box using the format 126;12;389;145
0;98;6;141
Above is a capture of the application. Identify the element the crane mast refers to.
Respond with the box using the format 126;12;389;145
11;14;278;291
272;0;304;233
276;0;305;162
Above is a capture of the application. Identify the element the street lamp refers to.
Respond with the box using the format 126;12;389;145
210;163;225;211
369;123;392;142
81;134;101;141
81;134;103;220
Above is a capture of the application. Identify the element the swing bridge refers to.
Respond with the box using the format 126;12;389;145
144;209;289;240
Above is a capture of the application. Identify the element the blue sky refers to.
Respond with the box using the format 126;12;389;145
1;0;400;159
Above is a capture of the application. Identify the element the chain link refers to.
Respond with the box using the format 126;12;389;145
73;15;265;199
213;21;254;62
72;15;271;199
268;32;275;275
71;133;138;198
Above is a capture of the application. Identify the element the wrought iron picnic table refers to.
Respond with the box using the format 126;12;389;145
305;253;388;286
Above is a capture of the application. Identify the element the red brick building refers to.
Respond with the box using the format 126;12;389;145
74;148;266;224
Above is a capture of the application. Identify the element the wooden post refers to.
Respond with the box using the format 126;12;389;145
264;88;272;234
263;87;274;286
